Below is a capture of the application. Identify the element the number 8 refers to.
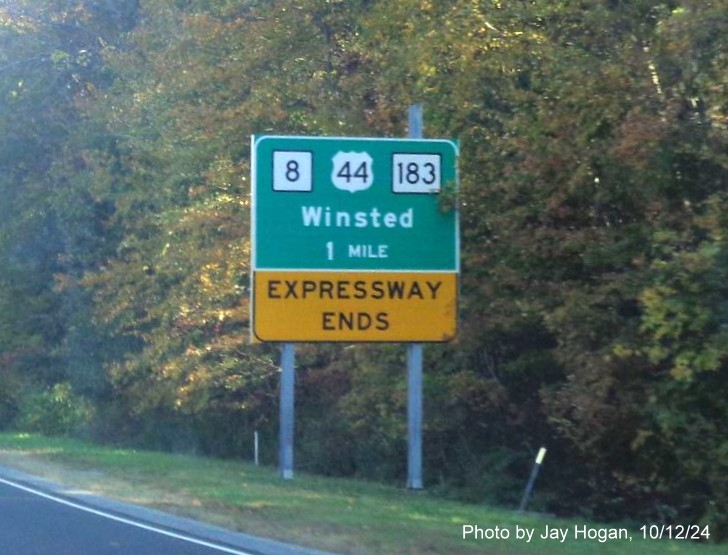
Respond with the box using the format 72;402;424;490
286;160;300;182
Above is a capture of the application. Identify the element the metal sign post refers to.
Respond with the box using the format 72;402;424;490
518;447;548;512
279;343;295;479
407;104;424;490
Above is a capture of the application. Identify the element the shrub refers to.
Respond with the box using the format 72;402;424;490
15;383;95;436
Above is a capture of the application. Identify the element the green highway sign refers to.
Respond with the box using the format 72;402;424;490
251;136;459;272
250;135;459;342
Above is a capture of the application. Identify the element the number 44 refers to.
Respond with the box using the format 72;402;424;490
337;161;368;183
331;152;374;193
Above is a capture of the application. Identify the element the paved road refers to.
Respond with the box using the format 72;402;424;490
0;477;257;555
0;467;338;555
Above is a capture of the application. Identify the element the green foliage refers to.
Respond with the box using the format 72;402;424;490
0;0;139;416
15;383;95;437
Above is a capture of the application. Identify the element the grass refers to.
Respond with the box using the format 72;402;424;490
0;432;722;555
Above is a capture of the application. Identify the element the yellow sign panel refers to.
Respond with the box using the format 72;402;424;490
253;271;457;342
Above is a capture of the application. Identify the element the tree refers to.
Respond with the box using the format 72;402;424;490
0;0;139;426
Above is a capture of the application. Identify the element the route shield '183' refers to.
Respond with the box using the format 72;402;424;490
251;135;459;342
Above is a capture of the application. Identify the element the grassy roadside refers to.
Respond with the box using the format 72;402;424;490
0;432;722;555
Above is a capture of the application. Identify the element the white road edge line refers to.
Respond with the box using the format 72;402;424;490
0;476;256;555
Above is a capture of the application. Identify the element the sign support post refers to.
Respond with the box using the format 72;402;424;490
406;342;424;489
279;342;295;479
407;104;424;490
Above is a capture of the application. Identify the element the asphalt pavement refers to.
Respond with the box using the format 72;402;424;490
0;466;339;555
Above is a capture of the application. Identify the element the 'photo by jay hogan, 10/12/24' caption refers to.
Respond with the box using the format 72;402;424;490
462;524;711;543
